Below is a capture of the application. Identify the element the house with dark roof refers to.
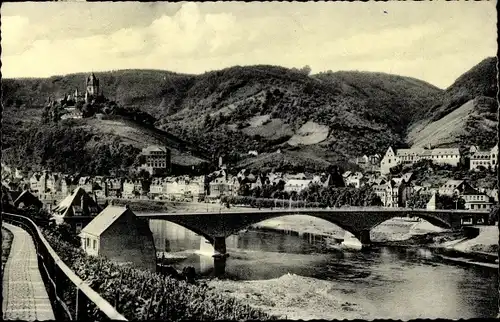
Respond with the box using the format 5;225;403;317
79;206;156;272
52;187;101;233
438;180;472;196
459;186;493;211
13;190;43;210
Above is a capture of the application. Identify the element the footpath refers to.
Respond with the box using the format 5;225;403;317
2;223;54;321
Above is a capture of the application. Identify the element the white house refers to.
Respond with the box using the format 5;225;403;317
470;144;498;171
79;206;156;272
460;187;493;211
284;179;312;193
344;172;364;188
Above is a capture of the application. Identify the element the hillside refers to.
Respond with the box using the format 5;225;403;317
154;65;443;170
2;65;444;172
408;57;498;149
1;106;209;176
4;58;495;173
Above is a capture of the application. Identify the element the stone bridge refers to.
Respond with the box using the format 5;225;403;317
137;207;490;255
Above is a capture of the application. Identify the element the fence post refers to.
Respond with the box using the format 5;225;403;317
76;288;88;320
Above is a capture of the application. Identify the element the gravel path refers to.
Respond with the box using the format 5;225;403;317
2;223;55;321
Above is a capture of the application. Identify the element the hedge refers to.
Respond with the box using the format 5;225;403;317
41;231;277;321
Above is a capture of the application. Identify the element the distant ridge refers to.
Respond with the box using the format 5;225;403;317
2;58;496;173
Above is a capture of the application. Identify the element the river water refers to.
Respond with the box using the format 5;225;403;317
147;218;498;319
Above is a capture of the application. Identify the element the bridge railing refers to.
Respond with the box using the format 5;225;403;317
2;212;127;321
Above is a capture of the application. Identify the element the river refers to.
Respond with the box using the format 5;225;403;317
147;217;498;320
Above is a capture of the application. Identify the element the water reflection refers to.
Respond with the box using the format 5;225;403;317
148;218;498;319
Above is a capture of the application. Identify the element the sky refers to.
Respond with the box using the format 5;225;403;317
1;1;497;88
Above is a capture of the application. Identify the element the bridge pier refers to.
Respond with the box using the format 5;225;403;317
212;236;227;257
357;230;371;248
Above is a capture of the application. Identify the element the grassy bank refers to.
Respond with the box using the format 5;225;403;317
1;227;14;279
439;225;498;255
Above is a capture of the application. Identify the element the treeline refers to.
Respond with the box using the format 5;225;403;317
406;193;465;210
222;184;382;208
220;195;323;209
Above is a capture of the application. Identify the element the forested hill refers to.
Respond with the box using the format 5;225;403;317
3;59;491;174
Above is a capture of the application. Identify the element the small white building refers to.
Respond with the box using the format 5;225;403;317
79;206;156;272
461;188;493;211
470;144;498;171
284;179;312;193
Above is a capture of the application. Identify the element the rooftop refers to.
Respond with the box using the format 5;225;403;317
80;206;131;237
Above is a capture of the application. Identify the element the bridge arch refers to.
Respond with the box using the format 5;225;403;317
369;213;452;231
149;218;215;243
235;213;361;239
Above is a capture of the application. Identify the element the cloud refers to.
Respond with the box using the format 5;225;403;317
1;2;496;88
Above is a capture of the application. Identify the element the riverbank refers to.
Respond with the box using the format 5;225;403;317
431;225;498;268
208;273;370;320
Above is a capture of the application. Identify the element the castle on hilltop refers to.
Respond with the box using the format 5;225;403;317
62;73;103;104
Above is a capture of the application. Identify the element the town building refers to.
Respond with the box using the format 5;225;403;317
418;148;461;167
460;186;493;211
426;192;437;210
93;176;107;199
149;178;168;199
209;173;239;199
30;171;49;196
343;172;364;188
105;178;123;198
371;176;413;208
85;73;100;103
438;180;473;196
122;180;143;198
351;154;381;172
79;206;156;272
470;144;498;171
139;146;172;176
486;189;499;203
46;173;62;194
78;177;94;194
164;176;204;201
380;146;461;175
284;179;312;193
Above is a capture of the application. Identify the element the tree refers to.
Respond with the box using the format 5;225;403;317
238;183;251;196
407;193;431;209
82;103;95;118
436;194;465;210
300;65;312;75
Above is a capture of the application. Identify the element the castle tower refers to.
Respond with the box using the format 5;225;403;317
85;73;100;103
